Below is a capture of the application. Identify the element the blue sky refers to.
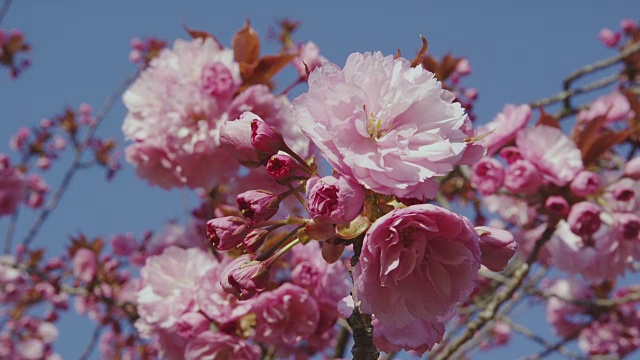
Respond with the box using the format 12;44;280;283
2;1;640;359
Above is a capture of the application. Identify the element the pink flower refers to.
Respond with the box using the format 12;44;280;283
237;190;281;223
122;38;241;189
516;125;584;186
483;194;536;226
10;127;30;151
292;52;482;200
353;204;481;353
220;254;270;300
136;246;217;332
195;261;252;325
175;312;209;338
570;171;601;197
544;278;593;338
266;154;305;181
470;158;505;195
625;156;640;179
547;221;626;283
219;112;263;166
545;196;570;216
293;41;327;77
227;85;310;158
110;232;137;256
0;168;27;216
455;58;472;76
567;201;602;237
206;216;250;251
477;104;531;155
306;174;365;224
251;283;320;344
72;248;97;283
578;92;634;123
476;226;517;272
184;331;260;360
599;28;621;47
503;159;542;194
250;118;285;155
621;18;638;34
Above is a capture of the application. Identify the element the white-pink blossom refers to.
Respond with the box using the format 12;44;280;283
292;51;483;200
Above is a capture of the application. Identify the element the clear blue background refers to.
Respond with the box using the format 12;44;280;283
1;1;639;359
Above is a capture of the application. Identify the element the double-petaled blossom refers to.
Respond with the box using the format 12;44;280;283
266;154;305;181
184;331;260;360
306;175;365;224
477;104;531;155
292;51;483;201
578;92;634;124
470;158;505;195
504;159;542;194
136;246;217;333
122;37;241;189
251;283;320;345
516;125;584;186
353;204;481;353
567;202;602;237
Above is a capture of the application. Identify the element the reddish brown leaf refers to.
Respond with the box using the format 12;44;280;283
233;19;261;65
622;88;640;127
394;48;402;60
410;35;429;68
536;107;561;129
582;128;634;166
239;53;296;91
182;24;223;48
573;113;608;153
421;55;439;74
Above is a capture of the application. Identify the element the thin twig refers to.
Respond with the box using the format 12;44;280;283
434;223;557;360
21;71;140;249
499;317;583;360
333;323;351;359
3;209;18;254
0;0;13;26
76;324;102;360
564;41;640;87
530;73;621;108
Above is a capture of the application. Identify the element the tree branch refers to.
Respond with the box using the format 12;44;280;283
22;71;140;249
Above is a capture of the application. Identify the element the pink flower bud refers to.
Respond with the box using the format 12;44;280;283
504;160;542;194
567;202;602;236
243;229;268;253
614;213;640;240
72;248;97;283
471;158;505;195
250;118;284;154
624;156;640;179
206;216;250;251
40;118;54;128
599;28;621;47
176;312;210;338
321;241;345;264
455;58;472;76
570;171;601;197
476;226;517;272
464;88;478;100
10;127;31;150
0;168;27;216
37;157;51;170
266;154;305;181
306;174;365;224
545;196;570;216
220;254;270;300
237;190;281;223
621;19;637;34
611;182;635;202
110;233;136;256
